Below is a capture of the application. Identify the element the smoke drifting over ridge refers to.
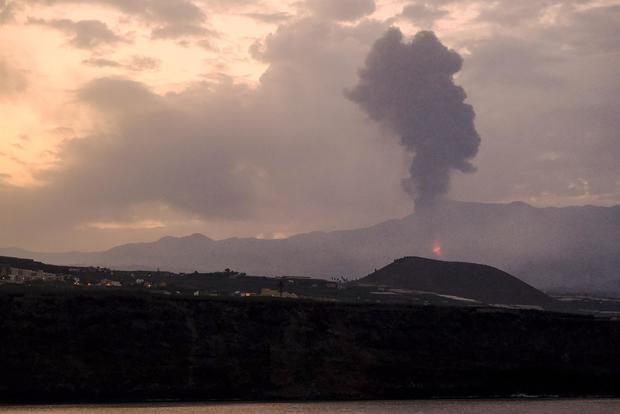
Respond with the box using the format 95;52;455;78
347;29;481;210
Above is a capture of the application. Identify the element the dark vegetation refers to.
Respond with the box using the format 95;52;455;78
2;289;620;403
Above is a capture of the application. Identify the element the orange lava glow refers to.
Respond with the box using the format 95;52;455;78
432;241;443;257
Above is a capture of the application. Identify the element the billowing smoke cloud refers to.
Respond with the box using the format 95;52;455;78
347;29;480;210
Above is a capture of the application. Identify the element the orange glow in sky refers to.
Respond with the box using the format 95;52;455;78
432;241;443;257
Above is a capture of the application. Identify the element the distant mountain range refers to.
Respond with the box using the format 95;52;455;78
3;201;620;295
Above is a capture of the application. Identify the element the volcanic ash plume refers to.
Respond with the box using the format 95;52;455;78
347;29;481;210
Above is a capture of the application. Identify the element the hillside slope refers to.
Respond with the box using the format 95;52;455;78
360;256;554;307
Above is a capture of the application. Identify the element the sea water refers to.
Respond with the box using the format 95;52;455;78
1;399;620;413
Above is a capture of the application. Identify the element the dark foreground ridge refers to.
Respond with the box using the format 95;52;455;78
2;290;620;403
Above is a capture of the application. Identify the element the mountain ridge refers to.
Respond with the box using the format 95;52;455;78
2;200;620;294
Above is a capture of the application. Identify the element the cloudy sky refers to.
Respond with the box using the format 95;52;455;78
1;0;619;251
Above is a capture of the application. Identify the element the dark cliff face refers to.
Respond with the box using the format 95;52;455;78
2;292;620;403
360;256;554;307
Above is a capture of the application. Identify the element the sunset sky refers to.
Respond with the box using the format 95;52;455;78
1;0;619;251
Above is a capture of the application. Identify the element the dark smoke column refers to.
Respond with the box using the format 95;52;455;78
347;29;480;210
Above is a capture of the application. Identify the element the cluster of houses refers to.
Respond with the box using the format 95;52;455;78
0;263;175;290
0;262;349;301
0;266;66;283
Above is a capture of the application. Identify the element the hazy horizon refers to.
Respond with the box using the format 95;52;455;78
2;198;619;254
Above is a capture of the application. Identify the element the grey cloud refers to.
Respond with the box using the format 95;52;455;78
472;0;604;27
0;57;27;96
552;4;620;55
28;18;126;49
41;97;261;220
38;74;395;224
473;0;620;56
252;17;387;67
75;17;399;220
29;0;205;26
82;57;124;68
475;1;559;25
121;0;205;24
26;0;212;40
400;2;449;28
450;1;620;207
128;55;160;71
0;16;412;251
15;78;262;229
244;12;291;24
196;0;255;12
347;29;481;210
77;77;160;112
83;55;160;71
462;36;565;87
194;39;214;50
303;0;376;21
0;0;19;23
151;22;211;39
473;1;620;55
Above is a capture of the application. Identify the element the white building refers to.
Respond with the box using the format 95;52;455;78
0;266;65;283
